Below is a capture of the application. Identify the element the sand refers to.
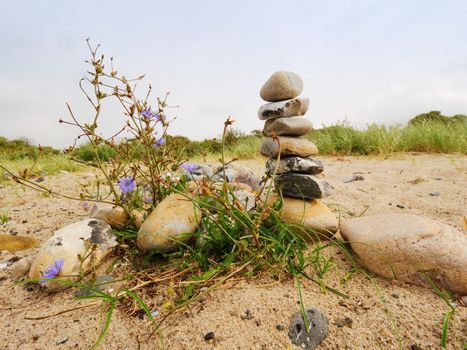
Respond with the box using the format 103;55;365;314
0;154;466;349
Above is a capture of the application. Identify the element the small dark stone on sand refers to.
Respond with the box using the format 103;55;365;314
35;176;44;183
396;204;405;209
241;309;253;320
288;308;328;350
410;345;421;350
276;324;285;331
391;293;399;299
204;332;215;341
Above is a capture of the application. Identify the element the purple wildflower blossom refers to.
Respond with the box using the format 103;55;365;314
153;137;166;148
141;107;153;119
82;202;90;210
181;163;199;173
39;259;64;285
118;176;136;193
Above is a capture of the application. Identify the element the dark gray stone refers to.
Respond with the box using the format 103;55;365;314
274;174;333;199
258;98;309;120
288;308;328;350
266;157;323;175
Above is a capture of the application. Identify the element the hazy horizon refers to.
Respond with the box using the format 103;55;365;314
1;0;466;148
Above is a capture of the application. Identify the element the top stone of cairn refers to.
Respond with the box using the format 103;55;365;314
260;71;303;102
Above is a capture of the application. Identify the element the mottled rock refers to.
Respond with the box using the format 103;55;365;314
288;308;328;350
263;117;312;137
260;71;303;102
137;194;202;252
275;174;333;199
0;234;39;252
29;219;117;289
10;256;34;280
258;98;309;120
88;203;144;229
233;167;262;191
212;165;236;182
265;194;337;237
260;137;318;158
340;214;467;294
342;174;365;183
266;157;323;175
230;190;256;212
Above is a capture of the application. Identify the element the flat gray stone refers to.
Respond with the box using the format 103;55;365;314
266;157;323;175
258;98;309;120
274;174;333;199
260;137;318;158
288;308;328;350
260;71;303;102
263;117;313;137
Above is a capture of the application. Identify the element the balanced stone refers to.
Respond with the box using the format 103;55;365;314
137;193;201;252
260;137;318;158
341;214;467;294
263;117;312;137
258;98;309;120
274;173;333;199
260;71;303;102
266;157;323;175
265;194;337;237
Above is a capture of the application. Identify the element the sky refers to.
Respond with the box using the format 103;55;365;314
1;0;466;148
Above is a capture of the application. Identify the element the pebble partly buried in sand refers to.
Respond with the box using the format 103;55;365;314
274;173;333;199
263;117;312;137
258;98;309;120
260;137;318;158
260;71;304;102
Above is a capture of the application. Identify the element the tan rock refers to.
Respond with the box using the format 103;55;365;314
137;194;202;252
29;219;117;289
10;256;34;280
263;117;313;137
89;203;144;229
265;194;338;238
258;98;309;120
260;71;303;102
340;214;467;294
260;137;318;158
0;234;38;252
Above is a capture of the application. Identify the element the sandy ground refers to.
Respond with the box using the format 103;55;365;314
0;153;466;350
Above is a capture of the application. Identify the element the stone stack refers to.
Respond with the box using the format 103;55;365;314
259;71;337;236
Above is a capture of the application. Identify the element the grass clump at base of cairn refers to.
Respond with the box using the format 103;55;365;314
2;41;352;349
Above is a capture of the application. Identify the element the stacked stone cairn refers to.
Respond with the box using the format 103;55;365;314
259;71;337;236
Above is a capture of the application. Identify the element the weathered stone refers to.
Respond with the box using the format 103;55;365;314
10;256;34;280
340;214;467;294
258;98;309;120
233;167;262;191
0;234;38;252
274;174;333;199
288;308;328;350
260;71;303;102
230;190;256;212
266;157;323;175
263;117;312;137
260;137;318;158
88;203;144;229
265;194;338;237
29;219;117;289
137;194;202;252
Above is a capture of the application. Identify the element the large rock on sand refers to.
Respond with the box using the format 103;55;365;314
137;194;202;252
265;194;338;238
29;219;117;289
340;214;467;294
260;71;303;102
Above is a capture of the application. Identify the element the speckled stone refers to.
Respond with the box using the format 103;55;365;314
260;137;318;158
258;98;309;120
274;173;333;199
266;157;323;175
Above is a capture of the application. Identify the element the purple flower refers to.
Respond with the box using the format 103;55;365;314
39;259;64;285
82;202;90;210
141;107;154;119
181;163;199;173
118;176;136;193
153;137;166;148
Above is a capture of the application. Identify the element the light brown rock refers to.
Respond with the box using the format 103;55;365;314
340;214;467;294
265;194;338;238
260;137;318;158
89;203;144;229
263;117;313;137
10;256;34;280
137;194;202;252
260;71;303;102
29;219;117;289
258;98;309;120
